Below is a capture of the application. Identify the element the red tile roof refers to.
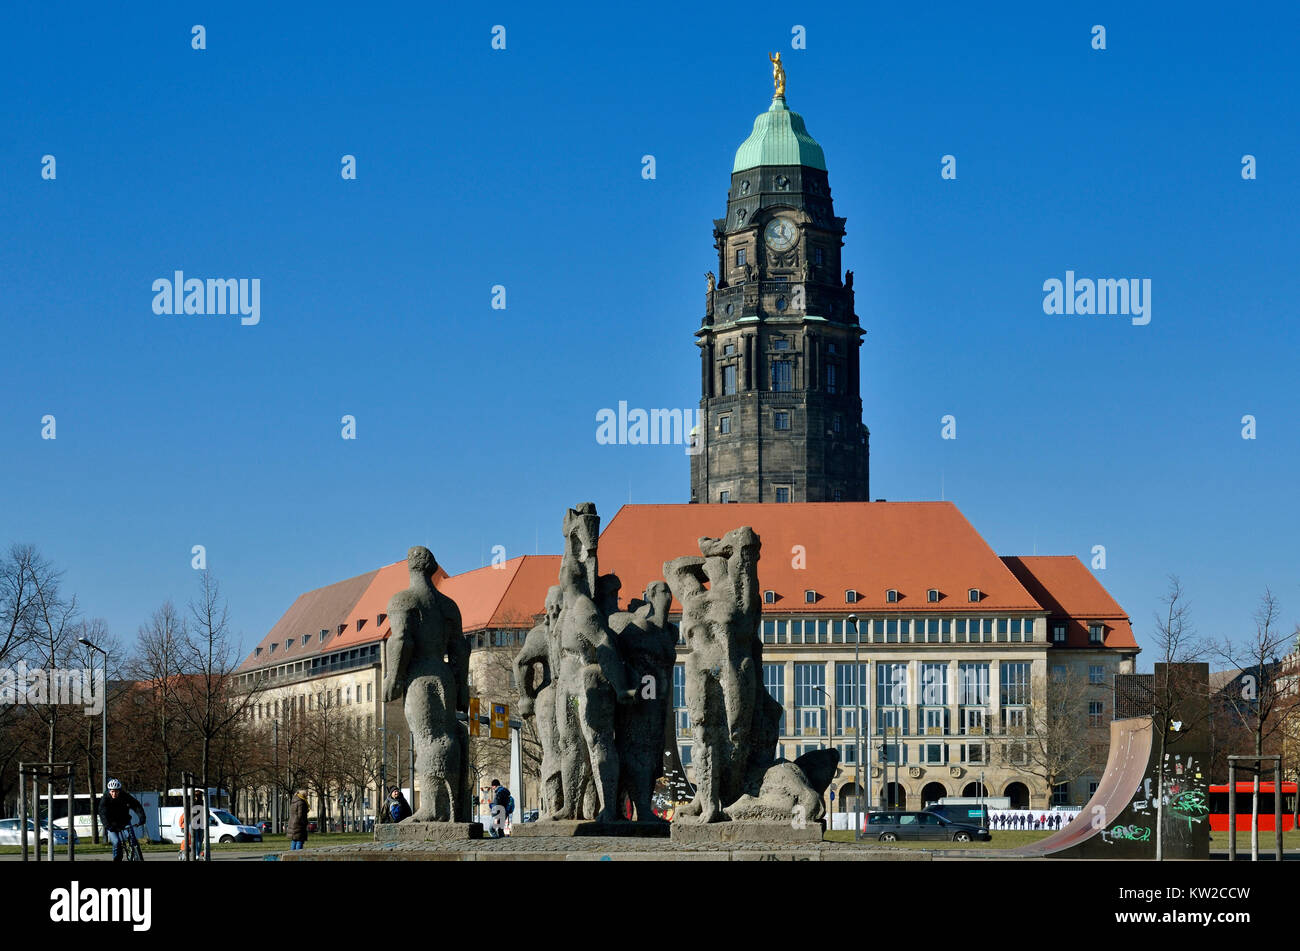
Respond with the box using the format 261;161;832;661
239;556;559;672
1001;556;1137;649
598;501;1042;614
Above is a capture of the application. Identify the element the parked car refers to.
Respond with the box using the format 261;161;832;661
258;821;272;835
0;818;79;846
159;807;262;843
867;810;991;843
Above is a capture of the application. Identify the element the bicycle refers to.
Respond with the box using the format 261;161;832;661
121;823;145;862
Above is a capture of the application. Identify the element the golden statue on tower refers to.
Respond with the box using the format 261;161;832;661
769;52;786;97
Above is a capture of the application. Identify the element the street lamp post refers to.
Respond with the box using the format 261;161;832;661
78;637;108;844
848;614;861;840
812;684;835;828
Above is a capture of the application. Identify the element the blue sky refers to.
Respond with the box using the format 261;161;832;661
2;2;1297;668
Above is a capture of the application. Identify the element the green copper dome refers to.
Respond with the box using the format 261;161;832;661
732;96;827;173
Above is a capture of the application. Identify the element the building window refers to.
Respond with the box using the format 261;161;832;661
1088;701;1104;727
814;247;824;266
774;486;790;503
876;663;908;710
724;343;736;355
1089;665;1105;685
886;589;899;603
1089;623;1104;644
673;664;688;735
1052;783;1071;806
968;588;981;603
722;364;738;396
763;590;776;604
772;337;790;350
771;361;792;392
1089;782;1099;797
827;342;838;354
774;411;790;430
1000;662;1031;706
1052;623;1067;644
958;663;990;706
832;414;842;435
826;364;837;394
764;663;786;734
833;489;843;501
844;589;858;604
719;415;731;434
804;590;816;604
736;248;746;267
719;490;730;503
919;663;948;706
927;589;940;603
794;664;827;737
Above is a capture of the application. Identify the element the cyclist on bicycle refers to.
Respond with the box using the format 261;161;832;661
98;779;146;861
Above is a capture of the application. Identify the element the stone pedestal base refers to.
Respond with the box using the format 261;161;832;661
375;822;483;843
670;820;824;844
510;820;671;838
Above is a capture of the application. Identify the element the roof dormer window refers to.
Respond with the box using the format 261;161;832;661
763;590;777;605
927;589;940;603
845;589;858;604
968;588;981;603
804;590;817;604
886;589;899;603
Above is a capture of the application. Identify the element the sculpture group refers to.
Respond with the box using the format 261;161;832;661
514;504;837;828
384;505;836;832
514;503;677;823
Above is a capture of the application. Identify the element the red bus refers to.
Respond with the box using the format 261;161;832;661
1207;782;1298;832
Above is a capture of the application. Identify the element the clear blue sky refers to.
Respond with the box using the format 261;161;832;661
2;2;1297;669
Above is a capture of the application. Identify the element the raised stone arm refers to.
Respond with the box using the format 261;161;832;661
384;591;419;702
514;621;552;717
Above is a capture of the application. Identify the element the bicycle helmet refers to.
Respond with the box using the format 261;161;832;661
107;778;122;790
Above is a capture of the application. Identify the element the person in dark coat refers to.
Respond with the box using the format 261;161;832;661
98;779;146;861
488;779;511;838
286;790;310;850
388;786;412;823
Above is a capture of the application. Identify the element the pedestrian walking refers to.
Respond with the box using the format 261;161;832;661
286;790;310;851
488;779;511;838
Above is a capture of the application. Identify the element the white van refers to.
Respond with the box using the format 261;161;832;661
159;806;262;844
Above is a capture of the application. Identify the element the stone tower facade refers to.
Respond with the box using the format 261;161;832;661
690;87;870;504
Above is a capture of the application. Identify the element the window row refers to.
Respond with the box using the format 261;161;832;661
760;616;1038;643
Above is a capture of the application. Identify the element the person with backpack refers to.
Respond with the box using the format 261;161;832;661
489;779;511;838
387;786;412;824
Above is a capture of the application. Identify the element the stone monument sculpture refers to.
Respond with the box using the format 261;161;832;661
514;584;564;812
382;546;471;822
609;581;678;823
664;527;836;829
551;503;635;823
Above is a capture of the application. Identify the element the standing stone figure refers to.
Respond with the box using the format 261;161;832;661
514;585;564;815
610;581;678;822
551;503;635;822
383;546;471;822
664;527;765;822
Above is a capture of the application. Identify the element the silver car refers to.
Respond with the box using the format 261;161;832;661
0;817;77;846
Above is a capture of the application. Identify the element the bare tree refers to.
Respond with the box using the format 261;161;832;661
22;550;80;770
1216;588;1296;859
1006;667;1101;807
130;601;190;791
170;571;258;856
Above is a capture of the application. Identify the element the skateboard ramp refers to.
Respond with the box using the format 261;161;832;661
1010;716;1153;858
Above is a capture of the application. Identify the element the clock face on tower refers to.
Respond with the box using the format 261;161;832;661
764;217;797;252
